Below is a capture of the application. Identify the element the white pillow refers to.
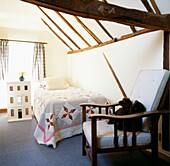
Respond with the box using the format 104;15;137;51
66;78;79;87
45;77;69;90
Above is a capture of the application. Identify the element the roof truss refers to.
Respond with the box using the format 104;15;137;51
21;0;170;31
20;0;170;53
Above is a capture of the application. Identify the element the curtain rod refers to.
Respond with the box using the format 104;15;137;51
0;39;47;44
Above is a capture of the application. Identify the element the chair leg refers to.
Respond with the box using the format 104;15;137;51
91;154;97;166
152;146;158;159
151;137;159;166
91;146;97;166
152;120;159;159
82;131;86;156
151;117;159;159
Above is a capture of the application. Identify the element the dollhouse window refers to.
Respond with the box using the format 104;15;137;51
17;96;22;103
17;86;21;91
25;108;29;115
25;96;28;102
11;109;14;117
10;97;14;104
24;85;28;90
9;86;13;91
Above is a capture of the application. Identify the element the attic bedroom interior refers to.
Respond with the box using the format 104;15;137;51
0;0;170;165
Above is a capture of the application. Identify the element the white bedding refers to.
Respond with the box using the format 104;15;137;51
33;87;109;148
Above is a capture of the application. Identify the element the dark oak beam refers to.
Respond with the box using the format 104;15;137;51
95;20;114;40
130;26;137;33
21;0;170;31
162;31;170;151
98;5;170;31
163;32;170;70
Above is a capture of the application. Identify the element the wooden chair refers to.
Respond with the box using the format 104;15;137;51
80;69;170;166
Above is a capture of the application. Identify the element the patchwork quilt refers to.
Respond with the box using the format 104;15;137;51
34;87;108;148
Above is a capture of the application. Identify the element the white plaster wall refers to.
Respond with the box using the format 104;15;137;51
68;31;163;103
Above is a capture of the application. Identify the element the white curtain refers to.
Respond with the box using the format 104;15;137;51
0;40;9;80
32;43;46;81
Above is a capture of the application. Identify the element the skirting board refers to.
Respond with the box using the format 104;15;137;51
0;109;7;113
159;148;170;163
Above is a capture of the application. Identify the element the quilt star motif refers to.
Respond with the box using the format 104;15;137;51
62;106;76;120
58;103;79;124
45;113;54;132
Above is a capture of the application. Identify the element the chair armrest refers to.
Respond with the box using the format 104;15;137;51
88;110;170;120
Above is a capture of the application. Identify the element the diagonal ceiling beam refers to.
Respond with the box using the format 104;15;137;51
21;0;170;31
141;0;154;13
38;6;80;49
150;0;161;14
56;11;91;47
95;20;114;39
74;16;102;44
130;26;137;33
41;19;73;51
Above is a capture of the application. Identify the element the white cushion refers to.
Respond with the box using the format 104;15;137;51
45;77;70;90
130;69;170;131
83;120;151;149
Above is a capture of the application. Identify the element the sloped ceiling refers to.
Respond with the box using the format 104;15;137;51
1;0;170;54
0;0;45;31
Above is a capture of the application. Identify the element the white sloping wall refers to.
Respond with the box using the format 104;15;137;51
68;31;164;103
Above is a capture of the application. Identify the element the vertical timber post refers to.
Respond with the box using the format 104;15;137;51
162;31;170;151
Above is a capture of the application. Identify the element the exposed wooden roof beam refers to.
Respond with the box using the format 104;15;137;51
162;31;170;151
141;0;154;13
68;29;155;54
150;0;161;14
56;11;91;47
98;4;169;31
41;19;73;51
130;26;137;33
163;31;170;70
119;29;154;40
38;6;80;49
21;0;170;31
95;20;114;40
74;16;102;44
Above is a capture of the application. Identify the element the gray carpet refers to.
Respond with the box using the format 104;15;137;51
0;113;169;166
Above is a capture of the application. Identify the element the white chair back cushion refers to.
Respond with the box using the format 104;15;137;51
130;69;170;131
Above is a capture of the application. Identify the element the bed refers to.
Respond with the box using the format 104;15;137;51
33;77;109;148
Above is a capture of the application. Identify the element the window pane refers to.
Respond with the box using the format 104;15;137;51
8;42;34;81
